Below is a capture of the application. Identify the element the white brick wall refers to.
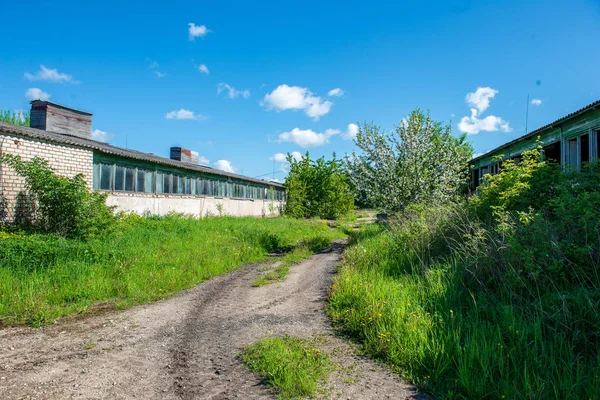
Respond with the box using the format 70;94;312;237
0;133;93;220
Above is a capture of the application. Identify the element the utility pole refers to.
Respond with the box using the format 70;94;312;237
525;94;530;135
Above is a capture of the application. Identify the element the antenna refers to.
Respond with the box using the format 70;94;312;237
525;94;530;134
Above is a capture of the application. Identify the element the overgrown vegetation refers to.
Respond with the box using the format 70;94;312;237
0;110;30;127
284;152;354;219
2;155;115;239
0;215;343;326
253;236;332;286
330;148;600;398
242;335;330;399
345;109;472;213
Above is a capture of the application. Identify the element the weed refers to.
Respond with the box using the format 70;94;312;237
242;335;331;399
0;215;345;325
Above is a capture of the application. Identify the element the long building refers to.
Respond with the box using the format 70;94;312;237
0;101;286;220
470;99;600;189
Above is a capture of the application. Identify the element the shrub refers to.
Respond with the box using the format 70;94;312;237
284;152;354;219
1;154;115;238
0;110;30;127
345;109;472;214
330;151;600;398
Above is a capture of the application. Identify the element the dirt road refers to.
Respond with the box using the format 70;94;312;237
0;241;422;399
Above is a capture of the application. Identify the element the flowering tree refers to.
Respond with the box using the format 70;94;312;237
345;109;472;214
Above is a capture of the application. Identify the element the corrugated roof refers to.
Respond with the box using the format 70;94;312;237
470;99;600;163
0;121;284;188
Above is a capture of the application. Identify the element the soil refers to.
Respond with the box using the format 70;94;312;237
0;240;425;399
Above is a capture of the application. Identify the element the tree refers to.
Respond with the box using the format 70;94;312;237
345;109;472;214
0;110;30;127
284;152;354;219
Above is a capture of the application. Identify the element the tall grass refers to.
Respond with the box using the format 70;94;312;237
0;215;343;326
330;212;600;398
242;335;330;399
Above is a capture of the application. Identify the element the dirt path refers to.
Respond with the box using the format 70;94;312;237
0;241;423;399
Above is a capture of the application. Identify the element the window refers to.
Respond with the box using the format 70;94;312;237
567;139;578;169
100;164;112;190
125;168;135;191
163;174;172;193
137;170;146;192
114;166;125;191
581;134;590;164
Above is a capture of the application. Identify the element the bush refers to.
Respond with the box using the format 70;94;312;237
1;154;115;238
284;152;354;219
330;151;600;398
345;109;472;214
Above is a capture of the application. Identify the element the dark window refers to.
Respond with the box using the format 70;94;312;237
100;164;112;190
114;166;125;191
542;141;561;163
581;134;590;164
163;174;172;193
137;170;145;192
125;168;135;191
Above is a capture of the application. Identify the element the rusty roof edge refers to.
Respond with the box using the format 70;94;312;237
0;121;285;188
470;99;600;164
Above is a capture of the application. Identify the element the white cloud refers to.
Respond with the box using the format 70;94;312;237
328;88;344;97
465;87;498;115
148;60;165;78
268;178;281;183
188;23;210;40
24;65;78;84
342;123;358;140
217;83;250;99
458;87;511;135
458;109;511;135
213;159;236;173
165;109;207;120
276;127;339;148
531;98;542;106
198;156;210;165
270;151;303;163
25;88;50;101
262;84;333;120
270;153;288;162
92;129;114;142
290;151;303;161
199;64;209;74
471;152;484;159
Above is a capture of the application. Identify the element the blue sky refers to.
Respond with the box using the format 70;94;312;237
1;0;599;180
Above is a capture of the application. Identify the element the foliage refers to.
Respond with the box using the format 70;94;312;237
1;154;115;238
0;110;30;127
345;109;472;214
0;215;344;325
330;151;600;398
242;335;330;399
252;236;331;286
284;152;354;219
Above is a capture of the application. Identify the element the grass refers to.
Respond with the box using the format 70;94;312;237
241;335;331;399
0;214;344;326
253;236;331;287
328;212;600;399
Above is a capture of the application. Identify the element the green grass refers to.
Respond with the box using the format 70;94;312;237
329;216;600;399
0;214;344;326
241;335;330;399
252;236;332;287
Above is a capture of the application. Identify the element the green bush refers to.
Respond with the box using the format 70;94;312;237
330;150;600;398
0;110;30;127
284;152;354;219
0;215;344;325
1;154;115;238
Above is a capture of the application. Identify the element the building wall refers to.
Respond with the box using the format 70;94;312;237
105;192;284;217
0;132;93;220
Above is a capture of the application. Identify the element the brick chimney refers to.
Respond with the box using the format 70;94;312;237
30;100;92;140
